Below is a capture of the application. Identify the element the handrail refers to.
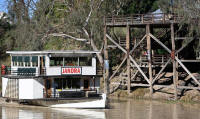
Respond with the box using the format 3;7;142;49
105;13;183;25
140;54;169;65
1;66;46;76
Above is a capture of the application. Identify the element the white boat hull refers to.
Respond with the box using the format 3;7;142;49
50;94;106;109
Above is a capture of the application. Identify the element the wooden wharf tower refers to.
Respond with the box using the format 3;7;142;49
103;13;200;100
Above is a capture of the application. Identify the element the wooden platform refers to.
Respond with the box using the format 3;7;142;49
105;13;182;26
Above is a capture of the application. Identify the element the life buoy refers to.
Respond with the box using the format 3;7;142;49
1;65;5;70
1;65;6;75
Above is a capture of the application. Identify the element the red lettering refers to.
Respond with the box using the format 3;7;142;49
62;68;81;74
68;68;70;73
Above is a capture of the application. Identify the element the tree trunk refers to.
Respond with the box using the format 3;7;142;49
90;38;104;66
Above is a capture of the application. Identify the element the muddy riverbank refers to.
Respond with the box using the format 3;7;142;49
110;88;200;103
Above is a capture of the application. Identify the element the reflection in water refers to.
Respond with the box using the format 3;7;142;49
1;99;200;119
52;108;105;119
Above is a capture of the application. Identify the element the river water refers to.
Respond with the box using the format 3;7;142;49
0;98;200;119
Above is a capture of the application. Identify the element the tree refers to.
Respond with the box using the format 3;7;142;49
3;0;160;66
158;0;200;52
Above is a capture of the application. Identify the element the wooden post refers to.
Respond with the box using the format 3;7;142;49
171;23;177;100
126;25;131;94
146;24;153;97
104;24;109;94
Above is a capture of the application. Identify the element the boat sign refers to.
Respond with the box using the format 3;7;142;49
61;67;82;75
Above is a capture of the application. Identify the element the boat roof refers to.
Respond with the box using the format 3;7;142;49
6;50;100;56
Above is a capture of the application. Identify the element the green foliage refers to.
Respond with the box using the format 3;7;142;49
121;0;159;14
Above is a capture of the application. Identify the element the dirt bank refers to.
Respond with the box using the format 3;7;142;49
110;87;200;103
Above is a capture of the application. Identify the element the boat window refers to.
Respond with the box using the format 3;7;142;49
79;57;92;66
64;57;78;66
32;56;38;67
12;56;17;66
50;57;63;66
54;78;80;89
24;56;30;67
18;56;23;66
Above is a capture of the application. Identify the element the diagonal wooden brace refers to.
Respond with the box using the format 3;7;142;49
149;33;171;53
129;56;150;84
152;58;171;84
109;56;127;81
150;33;200;86
106;34;151;84
175;57;200;86
129;34;147;54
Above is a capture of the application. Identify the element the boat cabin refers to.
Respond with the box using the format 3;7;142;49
1;50;101;99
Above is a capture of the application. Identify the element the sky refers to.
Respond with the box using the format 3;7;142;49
0;0;7;13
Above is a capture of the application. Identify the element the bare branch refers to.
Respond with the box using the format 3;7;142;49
48;33;88;42
97;0;104;10
46;0;55;20
83;0;94;27
82;27;90;37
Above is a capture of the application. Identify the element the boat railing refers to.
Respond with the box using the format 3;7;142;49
43;88;101;98
1;65;49;77
1;65;39;76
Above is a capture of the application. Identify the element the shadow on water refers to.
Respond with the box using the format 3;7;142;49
1;99;200;119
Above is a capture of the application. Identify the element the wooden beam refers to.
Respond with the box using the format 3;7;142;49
111;83;150;87
180;60;200;62
146;24;153;96
171;23;178;100
131;70;139;80
177;86;200;90
175;37;193;40
149;33;171;53
152;58;171;84
109;56;127;81
131;83;150;87
108;45;117;48
106;34;127;53
153;85;174;88
126;25;131;94
175;57;200;86
104;26;109;94
129;56;151;84
111;82;120;85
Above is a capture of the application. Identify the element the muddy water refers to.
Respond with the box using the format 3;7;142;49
1;99;200;119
